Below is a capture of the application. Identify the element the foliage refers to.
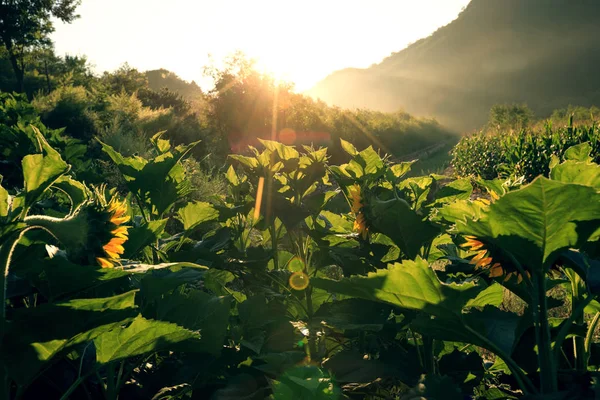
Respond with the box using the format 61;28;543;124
452;121;600;181
488;103;534;132
2;104;600;400
205;53;456;164
0;0;81;92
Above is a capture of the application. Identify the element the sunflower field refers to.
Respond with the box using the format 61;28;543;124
1;103;600;400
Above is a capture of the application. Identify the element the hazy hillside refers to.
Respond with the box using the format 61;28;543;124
145;69;203;100
308;0;600;131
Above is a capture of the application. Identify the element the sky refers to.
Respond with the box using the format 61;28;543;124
51;0;472;92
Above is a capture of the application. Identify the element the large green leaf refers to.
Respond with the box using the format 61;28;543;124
323;348;422;385
101;140;199;216
1;291;137;384
94;316;198;364
550;160;600;189
563;142;593;162
312;258;479;318
339;138;358;156
431;178;473;206
313;259;520;355
31;258;130;300
272;366;342;400
313;299;392;332
176;201;220;232
155;289;230;356
123;218;169;259
22;126;69;212
436;199;488;225
51;175;89;214
367;197;440;259
457;177;600;271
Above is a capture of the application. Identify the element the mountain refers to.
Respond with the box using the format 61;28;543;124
308;0;600;132
145;69;203;100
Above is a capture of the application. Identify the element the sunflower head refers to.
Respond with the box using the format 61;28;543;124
93;190;130;268
38;187;130;268
462;235;529;283
348;184;368;240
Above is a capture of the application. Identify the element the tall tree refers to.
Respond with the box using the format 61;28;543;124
0;0;81;92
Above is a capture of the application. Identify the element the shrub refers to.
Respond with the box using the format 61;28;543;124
32;85;98;140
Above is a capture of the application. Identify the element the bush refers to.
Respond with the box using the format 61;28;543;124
32;85;98;140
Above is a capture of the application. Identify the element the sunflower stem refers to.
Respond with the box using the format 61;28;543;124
0;227;35;400
571;272;586;371
532;272;557;393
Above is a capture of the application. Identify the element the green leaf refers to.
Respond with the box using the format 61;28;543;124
458;177;600;271
1;291;137;384
563;142;592;162
272;366;342;400
101;139;199;217
436;199;488;225
312;258;479;318
432;178;473;206
94;316;199;364
156;290;230;356
386;161;415;181
357;146;384;176
123;218;169;259
225;165;240;186
550;160;600;189
32;258;130;300
367;197;440;259
465;283;504;309
313;259;521;355
51;176;89;214
313;299;392;331
323;348;422;385
339;138;358;156
22;126;69;211
438;349;484;392
259;139;299;160
176;201;219;232
0;182;8;218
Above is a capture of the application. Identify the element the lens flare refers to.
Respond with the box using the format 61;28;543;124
289;271;310;290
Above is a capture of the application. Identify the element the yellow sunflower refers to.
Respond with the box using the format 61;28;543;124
462;235;529;283
96;197;130;268
24;187;130;268
349;184;368;239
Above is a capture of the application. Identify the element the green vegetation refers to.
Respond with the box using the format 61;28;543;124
1;99;600;398
452;116;600;181
2;1;600;399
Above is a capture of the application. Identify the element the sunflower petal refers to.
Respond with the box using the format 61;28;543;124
489;264;504;278
97;257;114;268
111;215;131;225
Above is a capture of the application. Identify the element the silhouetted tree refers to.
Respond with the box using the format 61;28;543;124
0;0;81;92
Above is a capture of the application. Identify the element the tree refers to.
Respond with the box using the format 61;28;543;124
0;0;81;92
489;103;534;131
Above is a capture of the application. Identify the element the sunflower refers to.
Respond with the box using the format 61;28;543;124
462;235;529;283
96;196;130;268
25;187;131;268
349;184;368;239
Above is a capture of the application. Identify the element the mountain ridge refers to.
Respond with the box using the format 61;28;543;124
308;0;600;131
